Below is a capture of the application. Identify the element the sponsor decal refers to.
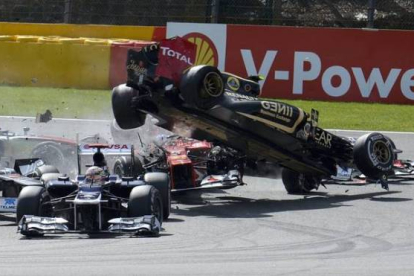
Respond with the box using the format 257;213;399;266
126;60;148;85
226;76;240;91
334;165;353;180
183;32;219;67
370;134;384;141
261;101;294;117
311;109;319;127
160;46;194;66
367;140;379;166
260;109;291;123
144;43;159;52
83;144;129;150
156;37;196;83
314;128;333;148
0;198;17;211
225;91;257;101
239;48;414;102
166;22;227;70
244;84;252;92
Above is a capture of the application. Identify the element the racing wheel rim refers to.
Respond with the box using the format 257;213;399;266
201;72;224;98
373;140;391;164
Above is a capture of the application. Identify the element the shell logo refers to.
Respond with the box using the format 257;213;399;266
183;33;219;67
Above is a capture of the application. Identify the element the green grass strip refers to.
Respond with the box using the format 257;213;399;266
0;86;413;132
282;99;414;132
0;86;112;119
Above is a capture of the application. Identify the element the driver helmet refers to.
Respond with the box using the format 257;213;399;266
154;134;168;147
85;166;107;185
93;151;107;167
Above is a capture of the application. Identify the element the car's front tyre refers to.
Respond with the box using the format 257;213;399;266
128;185;163;225
353;133;395;179
144;172;171;220
281;168;318;194
16;186;47;237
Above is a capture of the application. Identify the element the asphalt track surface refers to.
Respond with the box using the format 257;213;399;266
1;117;414;275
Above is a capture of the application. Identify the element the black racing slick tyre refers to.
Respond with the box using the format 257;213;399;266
180;65;225;110
353;132;395;179
281;168;317;194
112;84;146;129
35;165;59;177
113;156;144;178
40;173;63;184
128;185;163;225
16;186;44;223
16;186;47;237
144;172;171;220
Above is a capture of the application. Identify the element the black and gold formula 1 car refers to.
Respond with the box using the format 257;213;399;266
111;37;399;194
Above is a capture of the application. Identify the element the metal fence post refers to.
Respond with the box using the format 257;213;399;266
64;0;72;23
211;0;220;23
367;0;376;28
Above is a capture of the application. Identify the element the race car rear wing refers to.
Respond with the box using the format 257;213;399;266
78;144;134;156
126;36;196;87
77;144;135;175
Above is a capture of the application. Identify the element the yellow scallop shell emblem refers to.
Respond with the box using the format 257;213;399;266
184;33;218;67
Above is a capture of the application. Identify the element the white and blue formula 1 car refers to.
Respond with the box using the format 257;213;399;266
16;143;170;237
0;158;60;215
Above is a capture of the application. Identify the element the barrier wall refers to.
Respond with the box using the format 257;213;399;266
0;36;111;89
0;22;165;41
0;22;166;89
167;22;414;104
4;21;414;104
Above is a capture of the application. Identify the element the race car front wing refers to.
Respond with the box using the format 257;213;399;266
18;215;160;237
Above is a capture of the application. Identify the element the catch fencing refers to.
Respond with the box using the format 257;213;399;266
0;0;413;30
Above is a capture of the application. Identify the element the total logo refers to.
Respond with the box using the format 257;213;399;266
183;33;219;67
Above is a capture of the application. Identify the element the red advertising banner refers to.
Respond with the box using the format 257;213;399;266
225;25;414;104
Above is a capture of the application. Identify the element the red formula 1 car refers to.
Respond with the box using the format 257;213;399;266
115;135;244;192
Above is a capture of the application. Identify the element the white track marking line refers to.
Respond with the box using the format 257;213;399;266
0;116;413;135
327;129;414;135
0;116;111;123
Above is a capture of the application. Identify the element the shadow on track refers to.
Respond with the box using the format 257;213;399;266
172;190;410;219
0;214;16;225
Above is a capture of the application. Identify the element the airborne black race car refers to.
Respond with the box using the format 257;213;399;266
112;38;398;194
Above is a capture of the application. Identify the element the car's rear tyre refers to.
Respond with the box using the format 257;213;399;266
35;165;59;177
113;156;144;178
180;65;225;110
144;172;171;220
281;168;317;194
128;185;163;225
112;84;146;129
353;133;395;179
16;186;46;237
40;173;64;184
